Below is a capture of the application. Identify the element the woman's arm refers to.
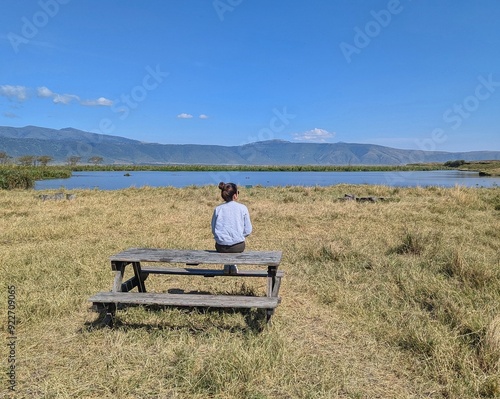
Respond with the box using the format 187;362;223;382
243;209;252;237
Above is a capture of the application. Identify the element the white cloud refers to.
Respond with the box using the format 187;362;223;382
37;86;54;98
37;86;80;105
199;114;209;119
4;84;113;107
52;93;80;104
37;86;112;106
292;128;335;142
0;85;29;101
177;113;193;119
81;97;113;106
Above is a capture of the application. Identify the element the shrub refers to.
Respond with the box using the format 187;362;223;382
444;160;466;167
0;168;34;189
0;166;71;189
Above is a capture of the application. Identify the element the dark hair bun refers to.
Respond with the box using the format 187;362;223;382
218;182;238;202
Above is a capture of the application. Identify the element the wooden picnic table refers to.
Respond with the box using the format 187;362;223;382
89;248;284;326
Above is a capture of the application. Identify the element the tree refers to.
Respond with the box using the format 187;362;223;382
17;155;36;166
37;155;53;166
66;156;81;166
88;156;103;165
0;151;11;164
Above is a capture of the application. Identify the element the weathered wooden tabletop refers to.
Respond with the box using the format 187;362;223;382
110;248;282;266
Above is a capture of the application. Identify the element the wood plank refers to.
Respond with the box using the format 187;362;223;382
89;291;280;309
113;268;124;292
140;266;284;278
120;274;149;292
110;248;282;268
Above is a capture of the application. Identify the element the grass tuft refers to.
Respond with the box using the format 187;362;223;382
480;315;500;372
391;228;427;255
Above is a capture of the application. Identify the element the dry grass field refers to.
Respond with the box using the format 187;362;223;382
1;184;500;398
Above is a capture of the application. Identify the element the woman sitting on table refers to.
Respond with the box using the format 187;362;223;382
211;182;252;274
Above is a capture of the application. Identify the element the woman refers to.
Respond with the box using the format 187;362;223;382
211;182;252;273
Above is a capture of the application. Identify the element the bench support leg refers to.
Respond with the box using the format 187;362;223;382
266;309;275;324
266;266;279;297
94;302;116;328
271;276;282;297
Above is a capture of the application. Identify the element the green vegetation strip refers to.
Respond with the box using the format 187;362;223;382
72;163;449;172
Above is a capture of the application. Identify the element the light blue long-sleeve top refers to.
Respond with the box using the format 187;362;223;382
211;200;252;246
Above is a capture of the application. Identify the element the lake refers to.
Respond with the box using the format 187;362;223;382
34;170;500;190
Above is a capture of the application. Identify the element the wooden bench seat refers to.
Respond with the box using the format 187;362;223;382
140;266;285;278
90;291;280;309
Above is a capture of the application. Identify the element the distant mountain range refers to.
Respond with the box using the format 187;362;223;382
1;125;500;165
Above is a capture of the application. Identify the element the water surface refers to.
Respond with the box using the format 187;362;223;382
34;170;500;190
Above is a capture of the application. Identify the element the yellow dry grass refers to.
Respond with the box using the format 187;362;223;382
1;184;500;398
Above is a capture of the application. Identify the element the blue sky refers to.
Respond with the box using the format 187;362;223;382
1;0;499;151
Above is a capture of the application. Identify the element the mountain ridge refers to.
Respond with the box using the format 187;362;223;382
1;125;499;165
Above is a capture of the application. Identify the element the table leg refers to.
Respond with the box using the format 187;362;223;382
266;266;277;297
132;262;147;293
